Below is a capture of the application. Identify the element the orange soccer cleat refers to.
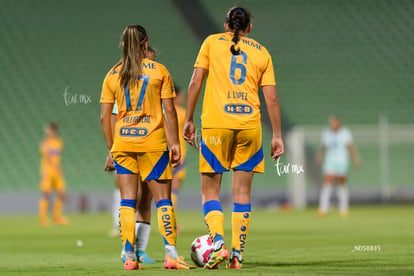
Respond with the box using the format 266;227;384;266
53;216;69;225
204;244;229;269
164;254;196;270
228;252;242;269
124;256;143;270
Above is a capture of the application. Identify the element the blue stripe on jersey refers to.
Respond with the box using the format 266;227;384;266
136;75;149;110
234;146;264;171
123;84;132;111
145;151;170;180
200;139;228;173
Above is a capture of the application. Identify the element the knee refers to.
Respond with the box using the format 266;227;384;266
57;192;66;201
42;192;50;200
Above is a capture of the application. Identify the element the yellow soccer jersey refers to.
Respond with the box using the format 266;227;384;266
194;32;276;129
40;137;63;173
175;105;187;159
100;58;176;152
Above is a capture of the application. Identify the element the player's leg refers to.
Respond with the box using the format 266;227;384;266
171;178;181;210
171;158;186;208
110;173;121;236
135;180;155;263
53;175;68;225
337;176;349;217
53;191;68;225
318;174;335;216
230;170;253;268
229;127;263;268
39;173;51;226
118;173;141;270
202;173;225;253
200;128;233;269
140;151;194;269
39;192;50;226
112;151;141;270
171;162;186;233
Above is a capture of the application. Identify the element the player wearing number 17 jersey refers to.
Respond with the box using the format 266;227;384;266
184;6;284;269
100;25;194;271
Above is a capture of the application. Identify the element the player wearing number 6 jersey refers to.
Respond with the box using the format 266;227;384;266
184;6;284;269
100;25;194;271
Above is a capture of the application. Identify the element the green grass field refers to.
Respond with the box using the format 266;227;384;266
0;206;413;275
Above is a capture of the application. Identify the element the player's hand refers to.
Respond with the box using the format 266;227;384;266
169;144;181;168
271;137;284;161
183;120;196;146
104;153;115;172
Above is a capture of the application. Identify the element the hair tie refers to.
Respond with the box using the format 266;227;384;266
140;34;147;44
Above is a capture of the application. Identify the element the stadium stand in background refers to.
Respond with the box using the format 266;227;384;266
0;0;413;212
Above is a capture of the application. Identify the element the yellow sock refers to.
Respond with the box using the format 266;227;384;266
119;200;136;252
156;200;177;246
231;203;251;255
203;200;224;243
39;198;48;222
52;198;63;219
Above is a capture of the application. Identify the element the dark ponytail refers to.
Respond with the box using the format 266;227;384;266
119;25;148;88
226;7;251;55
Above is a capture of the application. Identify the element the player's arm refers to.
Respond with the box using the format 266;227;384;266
262;85;284;161
103;113;117;171
100;73;115;170
348;143;361;170
183;68;208;146
162;98;180;167
40;142;52;172
100;103;114;155
163;113;173;149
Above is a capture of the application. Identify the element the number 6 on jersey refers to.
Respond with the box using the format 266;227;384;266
230;51;247;85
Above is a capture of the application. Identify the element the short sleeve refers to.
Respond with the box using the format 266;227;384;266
160;69;176;99
100;74;115;104
344;129;353;145
112;101;118;115
193;36;210;69
260;53;276;87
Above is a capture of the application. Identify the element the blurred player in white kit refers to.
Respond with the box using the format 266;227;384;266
315;116;361;217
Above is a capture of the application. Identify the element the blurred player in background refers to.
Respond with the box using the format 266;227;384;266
39;122;68;226
106;47;158;264
100;25;194;270
184;6;284;269
171;86;187;210
315;115;361;217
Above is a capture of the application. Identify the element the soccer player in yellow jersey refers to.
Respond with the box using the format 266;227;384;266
100;25;194;270
105;47;157;264
39;122;68;226
171;86;187;209
184;7;284;269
